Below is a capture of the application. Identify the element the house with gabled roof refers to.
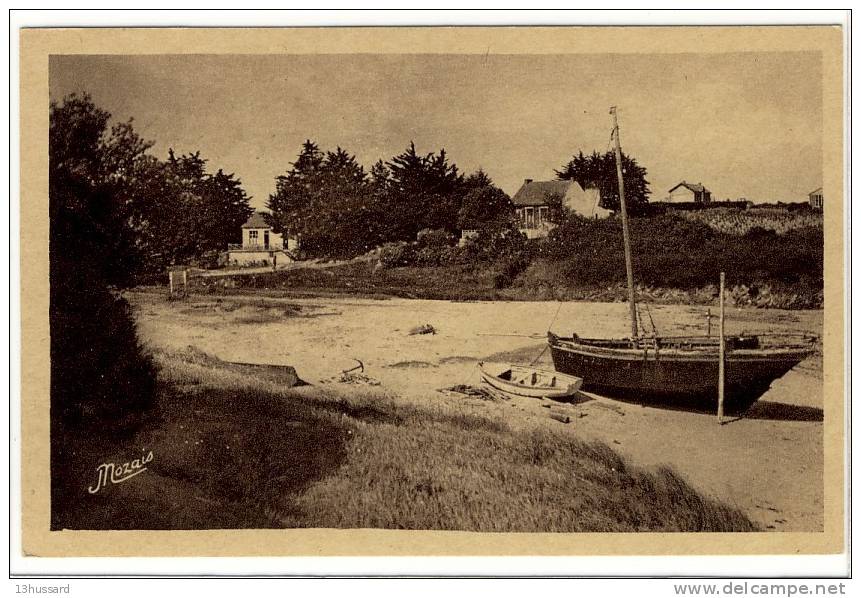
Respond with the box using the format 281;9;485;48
808;187;823;211
226;211;300;267
510;178;611;239
667;180;712;204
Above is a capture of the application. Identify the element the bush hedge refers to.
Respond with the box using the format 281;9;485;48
539;214;822;291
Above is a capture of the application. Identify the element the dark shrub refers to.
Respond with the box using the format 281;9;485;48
539;213;822;291
493;252;533;289
463;222;529;261
416;228;455;248
413;246;443;266
378;241;415;268
50;283;157;426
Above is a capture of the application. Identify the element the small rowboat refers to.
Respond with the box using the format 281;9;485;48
478;362;583;400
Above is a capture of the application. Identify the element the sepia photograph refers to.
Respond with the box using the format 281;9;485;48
16;22;847;565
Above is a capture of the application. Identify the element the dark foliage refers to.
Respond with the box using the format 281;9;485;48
378;241;415;268
556;150;651;213
493;252;533;289
268;142;385;257
50;95;161;527
384;142;465;237
416;228;456;248
539;213;823;290
457;183;515;231
49;93;256;524
268;141;512;258
49;93;158;429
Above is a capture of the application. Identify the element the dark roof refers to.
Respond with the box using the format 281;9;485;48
512;180;576;207
669;181;710;194
241;211;271;229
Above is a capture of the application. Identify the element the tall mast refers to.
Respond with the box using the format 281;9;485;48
610;106;638;340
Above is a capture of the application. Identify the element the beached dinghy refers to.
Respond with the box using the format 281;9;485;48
478;362;583;399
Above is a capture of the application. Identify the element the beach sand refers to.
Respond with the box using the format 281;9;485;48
130;290;824;531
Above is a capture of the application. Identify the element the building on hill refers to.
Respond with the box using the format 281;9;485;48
226;211;300;266
808;187;823;211
667;181;712;203
510;178;611;239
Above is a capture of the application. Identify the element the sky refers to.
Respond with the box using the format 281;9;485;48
50;52;823;209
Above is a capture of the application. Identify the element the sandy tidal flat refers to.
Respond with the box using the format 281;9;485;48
130;291;824;532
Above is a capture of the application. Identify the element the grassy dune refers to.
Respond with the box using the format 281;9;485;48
53;347;757;532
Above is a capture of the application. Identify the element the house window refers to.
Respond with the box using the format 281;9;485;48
525;207;535;229
249;230;258;244
538;206;548;226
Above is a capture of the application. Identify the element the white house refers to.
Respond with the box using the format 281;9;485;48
510;179;611;239
226;211;299;266
808;187;823;211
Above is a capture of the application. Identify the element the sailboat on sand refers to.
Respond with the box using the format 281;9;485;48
547;107;817;415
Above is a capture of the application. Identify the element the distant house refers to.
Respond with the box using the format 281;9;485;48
667;181;712;204
808;187;823;211
226;211;299;266
511;178;611;239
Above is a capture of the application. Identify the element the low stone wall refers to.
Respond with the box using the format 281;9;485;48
226;249;293;267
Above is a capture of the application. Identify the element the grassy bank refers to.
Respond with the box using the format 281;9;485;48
179;213;823;309
187;258;822;309
53;346;757;532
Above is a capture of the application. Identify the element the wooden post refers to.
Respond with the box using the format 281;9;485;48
706;308;712;337
168;270;174;296
182;268;187;295
717;272;726;423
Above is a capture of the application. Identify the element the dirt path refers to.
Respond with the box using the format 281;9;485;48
130;291;823;531
197;256;370;278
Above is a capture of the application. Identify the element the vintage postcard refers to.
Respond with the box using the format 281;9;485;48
18;24;846;562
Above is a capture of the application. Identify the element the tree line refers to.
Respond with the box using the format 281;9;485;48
265;141;653;259
51;94;254;285
50;94;655;285
266;141;515;258
49;92;255;444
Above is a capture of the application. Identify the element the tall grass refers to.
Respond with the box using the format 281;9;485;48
285;414;755;532
675;207;823;236
53;347;757;532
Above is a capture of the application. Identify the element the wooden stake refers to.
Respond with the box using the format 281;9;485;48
706;308;712;337
168;270;175;296
717;272;726;423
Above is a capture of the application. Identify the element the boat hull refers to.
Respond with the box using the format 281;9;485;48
548;336;814;414
479;364;583;399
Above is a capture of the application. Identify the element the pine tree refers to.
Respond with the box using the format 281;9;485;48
556;150;650;212
384;142;465;238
